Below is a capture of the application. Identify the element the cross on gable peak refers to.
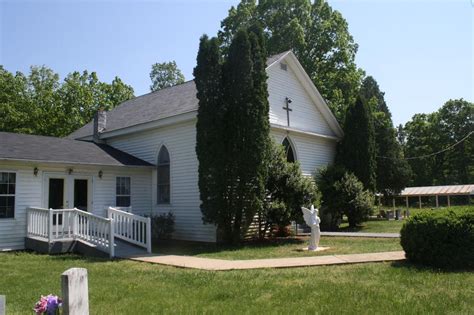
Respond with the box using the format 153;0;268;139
283;97;293;126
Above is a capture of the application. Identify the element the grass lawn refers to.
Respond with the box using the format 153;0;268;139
153;236;402;260
338;219;404;233
336;205;473;234
1;252;473;314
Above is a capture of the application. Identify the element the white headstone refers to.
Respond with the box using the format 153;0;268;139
61;268;89;315
0;295;5;315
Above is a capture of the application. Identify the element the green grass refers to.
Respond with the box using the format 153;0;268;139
338;219;404;233
337;205;474;234
153;236;402;260
1;252;473;314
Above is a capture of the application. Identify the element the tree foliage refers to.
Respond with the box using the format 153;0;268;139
338;96;377;192
402;99;473;185
0;65;134;137
316;166;374;229
360;76;411;197
262;141;319;237
194;35;225;232
218;0;364;122
195;27;271;243
149;61;185;92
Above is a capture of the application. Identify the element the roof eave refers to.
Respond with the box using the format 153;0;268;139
0;157;154;168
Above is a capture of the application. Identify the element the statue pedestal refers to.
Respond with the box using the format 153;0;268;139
299;246;330;252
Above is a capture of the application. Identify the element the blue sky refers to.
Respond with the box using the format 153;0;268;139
1;0;472;126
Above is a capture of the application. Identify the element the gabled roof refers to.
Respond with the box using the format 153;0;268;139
68;80;198;140
69;51;342;140
266;51;343;138
0;132;153;167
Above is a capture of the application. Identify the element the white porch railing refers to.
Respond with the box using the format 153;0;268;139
107;207;152;253
26;207;115;258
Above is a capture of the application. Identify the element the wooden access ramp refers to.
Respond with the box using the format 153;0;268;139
25;207;152;258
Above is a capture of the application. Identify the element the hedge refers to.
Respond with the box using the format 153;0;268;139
400;207;474;269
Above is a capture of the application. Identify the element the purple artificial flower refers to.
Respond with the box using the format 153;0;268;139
34;294;62;315
46;294;61;315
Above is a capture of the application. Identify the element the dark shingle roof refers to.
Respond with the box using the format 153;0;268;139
0;132;153;167
68;80;198;139
68;52;291;140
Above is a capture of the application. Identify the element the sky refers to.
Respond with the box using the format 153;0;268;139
1;0;472;126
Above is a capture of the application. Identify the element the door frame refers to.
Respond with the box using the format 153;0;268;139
43;172;93;211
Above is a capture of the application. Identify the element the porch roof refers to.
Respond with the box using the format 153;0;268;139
0;132;154;167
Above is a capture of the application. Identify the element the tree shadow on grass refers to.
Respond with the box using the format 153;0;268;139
153;237;306;256
390;260;473;274
19;249;111;263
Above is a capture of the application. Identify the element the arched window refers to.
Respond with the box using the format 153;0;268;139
282;137;296;163
157;146;170;204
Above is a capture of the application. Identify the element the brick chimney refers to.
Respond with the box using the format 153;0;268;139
93;109;106;143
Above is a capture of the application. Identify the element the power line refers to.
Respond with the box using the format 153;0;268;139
377;130;473;160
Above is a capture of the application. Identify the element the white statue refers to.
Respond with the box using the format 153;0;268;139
301;205;321;251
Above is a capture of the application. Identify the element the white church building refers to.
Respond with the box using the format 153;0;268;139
0;51;342;251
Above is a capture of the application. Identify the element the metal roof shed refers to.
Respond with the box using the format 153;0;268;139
399;184;474;208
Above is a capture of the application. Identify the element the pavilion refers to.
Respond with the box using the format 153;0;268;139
398;184;474;209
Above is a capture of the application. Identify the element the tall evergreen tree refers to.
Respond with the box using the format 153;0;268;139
339;96;377;192
194;35;226;234
221;28;270;243
195;28;271;243
360;76;411;197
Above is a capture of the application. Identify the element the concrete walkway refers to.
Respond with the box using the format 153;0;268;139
125;251;405;271
320;232;400;238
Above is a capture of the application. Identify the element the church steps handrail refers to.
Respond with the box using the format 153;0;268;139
26;207;115;258
107;207;152;253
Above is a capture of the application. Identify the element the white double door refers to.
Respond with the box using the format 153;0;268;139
43;173;92;211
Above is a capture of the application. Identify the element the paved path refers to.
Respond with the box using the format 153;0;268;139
124;251;405;271
320;232;400;238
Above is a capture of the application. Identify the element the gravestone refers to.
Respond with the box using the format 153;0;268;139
0;295;5;315
61;268;89;315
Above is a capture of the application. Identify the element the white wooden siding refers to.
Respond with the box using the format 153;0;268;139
267;62;336;137
271;128;337;176
106;120;217;242
0;167;41;250
0;161;151;250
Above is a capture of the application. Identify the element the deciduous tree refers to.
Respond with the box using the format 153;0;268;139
219;0;364;122
149;61;185;92
0;65;134;137
403;99;473;185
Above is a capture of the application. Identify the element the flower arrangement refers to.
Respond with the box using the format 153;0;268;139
33;294;62;315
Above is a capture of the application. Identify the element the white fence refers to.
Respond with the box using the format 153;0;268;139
107;207;152;253
26;207;114;258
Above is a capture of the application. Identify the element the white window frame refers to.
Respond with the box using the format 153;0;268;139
116;176;131;207
0;171;17;219
157;145;171;205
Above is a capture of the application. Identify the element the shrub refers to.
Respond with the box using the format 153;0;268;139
400;207;474;269
150;212;175;240
316;166;374;229
262;142;319;238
